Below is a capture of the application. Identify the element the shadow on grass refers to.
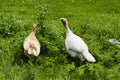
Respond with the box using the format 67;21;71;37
66;55;87;67
12;45;37;66
12;49;28;66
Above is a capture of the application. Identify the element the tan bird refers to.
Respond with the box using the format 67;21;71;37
23;24;40;57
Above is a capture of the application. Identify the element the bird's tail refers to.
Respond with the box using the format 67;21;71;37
82;51;96;62
28;43;37;56
28;48;37;56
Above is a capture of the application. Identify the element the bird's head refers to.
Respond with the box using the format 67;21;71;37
33;24;37;28
60;18;68;29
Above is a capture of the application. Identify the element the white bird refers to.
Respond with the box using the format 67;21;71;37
23;24;40;57
60;18;96;62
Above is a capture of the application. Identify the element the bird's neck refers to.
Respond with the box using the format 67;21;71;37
32;30;35;33
31;30;35;36
32;27;36;32
66;26;73;36
30;31;35;36
28;31;36;39
66;27;71;33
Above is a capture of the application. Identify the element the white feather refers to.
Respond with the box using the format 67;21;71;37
23;40;30;51
82;51;96;62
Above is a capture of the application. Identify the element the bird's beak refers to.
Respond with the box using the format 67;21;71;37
59;18;62;21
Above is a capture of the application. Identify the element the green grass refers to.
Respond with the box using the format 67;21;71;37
0;0;120;80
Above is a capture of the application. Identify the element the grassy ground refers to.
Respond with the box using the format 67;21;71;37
0;0;120;80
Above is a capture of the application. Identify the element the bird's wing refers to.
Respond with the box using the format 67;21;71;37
23;39;30;51
66;34;88;53
66;34;96;62
34;41;40;56
67;39;96;62
69;49;86;61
